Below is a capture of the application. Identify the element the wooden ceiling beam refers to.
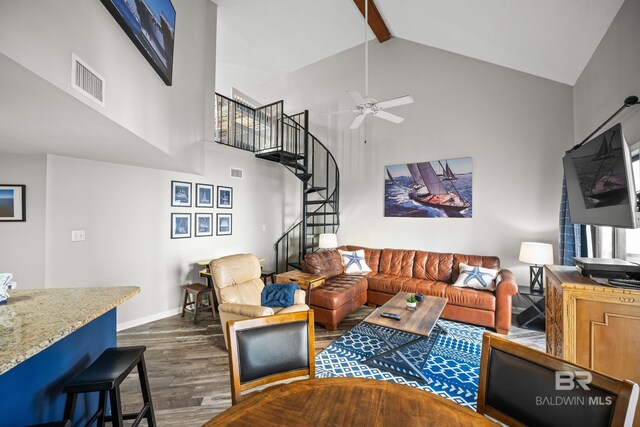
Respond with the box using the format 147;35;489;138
352;0;391;43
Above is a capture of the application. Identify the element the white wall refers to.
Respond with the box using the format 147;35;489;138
573;0;640;145
0;154;47;289
252;38;574;285
0;0;216;173
45;146;286;328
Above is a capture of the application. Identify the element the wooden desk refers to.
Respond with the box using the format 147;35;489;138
204;377;496;426
275;271;325;305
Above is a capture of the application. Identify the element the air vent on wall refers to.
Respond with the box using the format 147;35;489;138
230;168;243;179
71;54;105;107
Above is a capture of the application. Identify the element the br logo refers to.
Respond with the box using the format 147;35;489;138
556;371;592;390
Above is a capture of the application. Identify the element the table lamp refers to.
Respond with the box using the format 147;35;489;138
318;233;338;250
519;242;554;293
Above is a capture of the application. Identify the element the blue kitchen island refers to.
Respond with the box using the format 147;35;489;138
0;286;139;426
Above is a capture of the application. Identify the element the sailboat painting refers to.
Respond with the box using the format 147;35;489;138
384;157;473;218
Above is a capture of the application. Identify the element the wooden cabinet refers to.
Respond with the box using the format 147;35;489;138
545;265;640;426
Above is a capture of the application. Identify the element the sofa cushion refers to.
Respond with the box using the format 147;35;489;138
402;280;448;298
452;254;500;283
379;249;416;277
444;286;495;311
346;245;382;273
413;251;454;283
303;250;345;279
311;274;368;310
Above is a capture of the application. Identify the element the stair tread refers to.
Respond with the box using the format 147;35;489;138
304;186;326;194
307;211;339;215
305;200;335;205
255;150;304;162
307;222;339;227
296;173;312;181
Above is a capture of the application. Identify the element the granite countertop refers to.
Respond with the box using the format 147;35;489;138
0;286;139;375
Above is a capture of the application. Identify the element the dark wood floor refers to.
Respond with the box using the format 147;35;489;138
117;306;544;426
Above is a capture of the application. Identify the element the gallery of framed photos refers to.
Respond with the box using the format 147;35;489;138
170;181;233;239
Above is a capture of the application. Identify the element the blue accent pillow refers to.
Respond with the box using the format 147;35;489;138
452;263;498;291
261;283;301;307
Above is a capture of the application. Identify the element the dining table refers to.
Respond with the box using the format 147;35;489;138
203;377;497;426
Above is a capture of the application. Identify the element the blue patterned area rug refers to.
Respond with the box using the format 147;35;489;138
315;319;485;410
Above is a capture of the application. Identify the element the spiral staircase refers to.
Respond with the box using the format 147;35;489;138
215;93;340;273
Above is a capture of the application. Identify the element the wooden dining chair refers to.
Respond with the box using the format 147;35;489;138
477;332;638;427
226;310;315;405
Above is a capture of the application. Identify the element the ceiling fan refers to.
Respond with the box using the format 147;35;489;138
325;0;414;130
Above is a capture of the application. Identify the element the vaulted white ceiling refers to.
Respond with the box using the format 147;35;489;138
214;0;624;94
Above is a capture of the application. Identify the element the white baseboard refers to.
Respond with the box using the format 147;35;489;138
117;307;180;331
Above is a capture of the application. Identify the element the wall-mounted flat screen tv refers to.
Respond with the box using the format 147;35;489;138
563;123;640;228
101;0;176;85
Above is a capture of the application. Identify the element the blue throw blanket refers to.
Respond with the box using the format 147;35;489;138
261;283;300;307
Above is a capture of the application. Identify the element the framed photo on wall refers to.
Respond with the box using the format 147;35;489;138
195;213;213;237
171;213;191;239
216;213;232;236
171;181;192;207
217;186;233;209
196;183;214;208
0;185;26;222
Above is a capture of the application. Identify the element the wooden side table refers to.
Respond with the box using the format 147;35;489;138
260;271;276;284
275;271;325;305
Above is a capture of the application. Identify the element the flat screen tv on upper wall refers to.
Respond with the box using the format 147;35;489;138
100;0;176;85
563;123;640;228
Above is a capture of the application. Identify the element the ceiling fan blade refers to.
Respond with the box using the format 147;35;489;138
349;113;367;130
374;110;404;124
322;109;359;116
348;90;366;105
376;95;414;109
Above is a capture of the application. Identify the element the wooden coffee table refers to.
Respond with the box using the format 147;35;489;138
363;292;448;383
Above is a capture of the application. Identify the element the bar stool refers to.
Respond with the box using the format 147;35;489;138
63;346;155;427
181;283;216;323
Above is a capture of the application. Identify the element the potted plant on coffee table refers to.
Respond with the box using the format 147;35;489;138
406;294;417;310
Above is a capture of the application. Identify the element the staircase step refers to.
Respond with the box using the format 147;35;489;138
304;186;326;194
305;200;335;205
287;262;302;270
307;211;339;216
255;150;304;162
296;173;312;182
283;160;307;172
306;222;339;227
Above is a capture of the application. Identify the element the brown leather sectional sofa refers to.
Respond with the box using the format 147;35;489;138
302;245;518;334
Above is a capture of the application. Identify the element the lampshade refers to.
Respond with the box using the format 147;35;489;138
519;242;554;265
318;233;338;249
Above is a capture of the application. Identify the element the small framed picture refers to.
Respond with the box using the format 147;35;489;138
195;213;213;237
216;213;232;236
217;186;233;209
171;213;191;239
0;185;26;222
171;181;192;207
196;183;214;208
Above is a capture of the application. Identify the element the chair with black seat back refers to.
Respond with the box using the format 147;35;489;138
477;332;638;427
62;346;155;427
226;310;315;405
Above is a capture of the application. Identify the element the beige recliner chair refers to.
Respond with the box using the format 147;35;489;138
209;254;309;348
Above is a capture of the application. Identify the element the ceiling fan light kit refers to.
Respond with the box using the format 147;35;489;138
326;0;414;131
